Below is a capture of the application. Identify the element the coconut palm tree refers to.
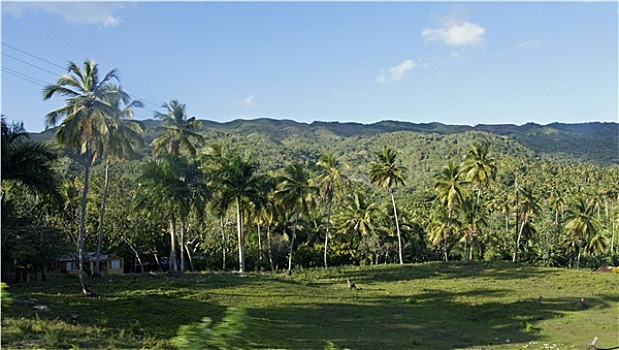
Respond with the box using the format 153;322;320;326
134;156;207;274
461;140;496;202
315;152;346;268
1;118;59;204
370;146;408;264
43;59;126;294
512;187;542;263
94;85;144;276
151;100;204;157
203;143;262;273
565;197;599;269
433;161;470;261
336;190;377;247
276;162;318;273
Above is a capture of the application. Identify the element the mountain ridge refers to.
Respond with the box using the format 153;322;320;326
31;119;618;165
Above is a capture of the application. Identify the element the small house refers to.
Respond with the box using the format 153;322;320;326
57;252;124;276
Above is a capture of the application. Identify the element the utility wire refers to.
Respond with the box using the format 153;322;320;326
2;42;66;70
3;42;164;113
3;52;64;77
2;67;49;87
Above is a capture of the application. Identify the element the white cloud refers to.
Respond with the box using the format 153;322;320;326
516;39;543;51
376;59;416;84
3;2;124;27
422;21;485;46
240;94;256;107
422;10;485;47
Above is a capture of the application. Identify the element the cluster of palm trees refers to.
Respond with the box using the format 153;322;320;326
3;59;616;289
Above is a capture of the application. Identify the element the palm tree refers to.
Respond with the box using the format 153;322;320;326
151;100;204;157
1;118;59;204
134;156;207;274
433;161;470;261
512;187;542;263
370;146;408;264
203;143;262;273
565;197;599;269
461;140;496;202
315;152;346;268
336;190;377;247
276;162;318;273
459;197;487;261
94;85;144;276
43;59;125;294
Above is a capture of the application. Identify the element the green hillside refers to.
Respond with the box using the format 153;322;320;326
31;119;619;166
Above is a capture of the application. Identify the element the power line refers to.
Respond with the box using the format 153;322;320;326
3;52;64;77
3;42;163;114
2;42;66;70
2;67;49;87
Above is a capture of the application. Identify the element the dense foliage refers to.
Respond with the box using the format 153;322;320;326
2;61;618;282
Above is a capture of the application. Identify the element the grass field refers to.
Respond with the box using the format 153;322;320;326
1;261;618;349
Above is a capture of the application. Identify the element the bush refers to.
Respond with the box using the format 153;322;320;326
171;307;248;350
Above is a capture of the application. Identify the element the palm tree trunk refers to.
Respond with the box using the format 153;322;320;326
95;160;110;277
513;219;526;263
179;216;186;274
220;216;227;270
611;218;616;254
237;197;246;273
324;196;333;269
185;244;195;272
576;238;583;270
267;224;274;271
288;213;298;273
78;161;90;295
169;216;178;274
390;191;404;264
257;224;263;271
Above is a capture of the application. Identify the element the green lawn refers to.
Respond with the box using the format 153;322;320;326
2;262;618;349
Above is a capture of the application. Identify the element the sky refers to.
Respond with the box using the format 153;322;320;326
1;1;618;133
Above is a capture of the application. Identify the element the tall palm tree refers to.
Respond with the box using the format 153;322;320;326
203;143;262;273
512;187;542;263
134;156;207;274
565;197;599;269
461;140;496;202
370;146;408;264
315;152;346;268
276;162;318;273
151;100;204;157
433;161;470;261
43;59;125;294
94;85;144;276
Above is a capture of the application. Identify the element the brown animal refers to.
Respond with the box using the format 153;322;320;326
347;279;357;290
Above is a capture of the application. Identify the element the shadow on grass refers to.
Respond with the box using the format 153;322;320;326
3;263;617;349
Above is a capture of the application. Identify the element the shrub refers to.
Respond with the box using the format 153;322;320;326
171;307;248;350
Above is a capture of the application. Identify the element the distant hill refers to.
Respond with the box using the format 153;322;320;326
31;119;618;166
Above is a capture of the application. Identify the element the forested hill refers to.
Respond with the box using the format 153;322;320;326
33;119;618;165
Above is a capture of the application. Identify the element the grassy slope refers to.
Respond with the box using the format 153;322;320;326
2;262;618;349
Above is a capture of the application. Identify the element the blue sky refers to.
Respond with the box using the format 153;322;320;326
2;1;617;133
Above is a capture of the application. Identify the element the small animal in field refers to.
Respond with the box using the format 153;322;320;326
347;279;357;290
577;297;587;310
537;296;543;305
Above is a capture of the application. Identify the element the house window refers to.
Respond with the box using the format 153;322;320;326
111;259;122;270
67;262;78;271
